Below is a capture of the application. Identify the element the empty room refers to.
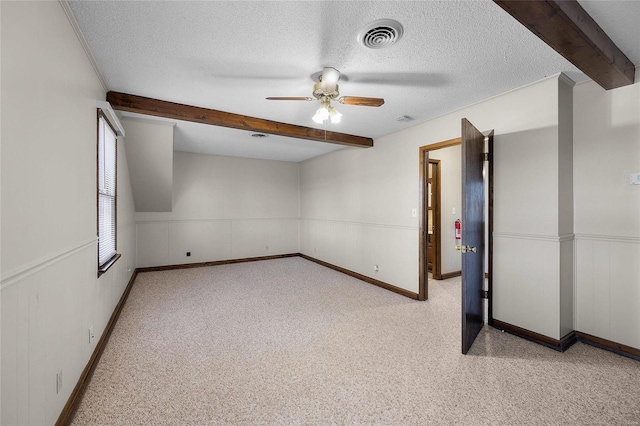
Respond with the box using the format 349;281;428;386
2;1;640;425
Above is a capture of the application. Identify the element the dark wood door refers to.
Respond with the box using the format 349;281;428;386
461;118;485;354
427;165;434;272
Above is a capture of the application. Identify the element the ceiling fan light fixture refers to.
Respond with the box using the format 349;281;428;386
320;67;341;93
268;66;385;125
328;106;342;124
313;81;339;99
312;105;330;124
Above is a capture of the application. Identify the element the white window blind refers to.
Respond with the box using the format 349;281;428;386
98;114;117;266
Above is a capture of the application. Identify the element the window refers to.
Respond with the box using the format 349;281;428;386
97;112;120;275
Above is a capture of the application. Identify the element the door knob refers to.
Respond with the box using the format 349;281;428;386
455;245;477;253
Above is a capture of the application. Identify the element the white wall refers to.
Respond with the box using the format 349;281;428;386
135;151;300;267
429;145;462;275
301;76;571;339
573;77;640;349
1;2;136;424
300;141;418;291
121;116;174;212
558;77;575;338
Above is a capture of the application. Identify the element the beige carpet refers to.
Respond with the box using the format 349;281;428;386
71;257;640;425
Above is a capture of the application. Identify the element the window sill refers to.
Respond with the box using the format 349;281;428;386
98;253;121;278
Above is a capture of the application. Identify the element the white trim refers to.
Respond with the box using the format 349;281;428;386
574;233;640;244
559;234;575;243
134;217;300;225
300;218;417;231
59;0;108;92
97;101;126;136
1;239;97;290
493;232;572;242
134;218;416;232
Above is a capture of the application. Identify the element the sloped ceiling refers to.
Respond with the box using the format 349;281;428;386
68;0;639;162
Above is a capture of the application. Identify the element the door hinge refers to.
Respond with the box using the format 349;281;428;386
481;290;489;299
482;152;491;162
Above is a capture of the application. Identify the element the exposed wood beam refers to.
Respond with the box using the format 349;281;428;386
494;0;635;90
106;92;373;148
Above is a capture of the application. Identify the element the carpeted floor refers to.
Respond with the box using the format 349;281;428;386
71;257;640;425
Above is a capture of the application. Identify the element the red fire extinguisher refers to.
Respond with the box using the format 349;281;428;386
455;219;462;241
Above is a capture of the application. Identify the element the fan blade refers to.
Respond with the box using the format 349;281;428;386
320;67;340;93
338;96;385;107
266;97;314;101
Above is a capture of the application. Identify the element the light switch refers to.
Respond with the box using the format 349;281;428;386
630;172;640;185
411;208;417;217
452;207;456;215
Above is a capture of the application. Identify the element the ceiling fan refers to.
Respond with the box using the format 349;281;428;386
266;67;385;124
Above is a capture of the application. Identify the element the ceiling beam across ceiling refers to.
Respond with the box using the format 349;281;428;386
493;0;635;90
106;92;373;148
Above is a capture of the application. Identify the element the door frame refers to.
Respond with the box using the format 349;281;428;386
418;135;494;327
427;158;442;279
418;137;460;301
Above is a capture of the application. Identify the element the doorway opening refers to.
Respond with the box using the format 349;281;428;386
417;132;494;329
419;137;461;300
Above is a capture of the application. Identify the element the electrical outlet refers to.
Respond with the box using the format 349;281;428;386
374;264;379;272
89;325;95;344
56;369;63;394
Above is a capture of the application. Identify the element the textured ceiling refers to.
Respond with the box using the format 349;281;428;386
68;0;639;162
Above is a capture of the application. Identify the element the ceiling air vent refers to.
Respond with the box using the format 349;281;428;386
358;19;404;49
